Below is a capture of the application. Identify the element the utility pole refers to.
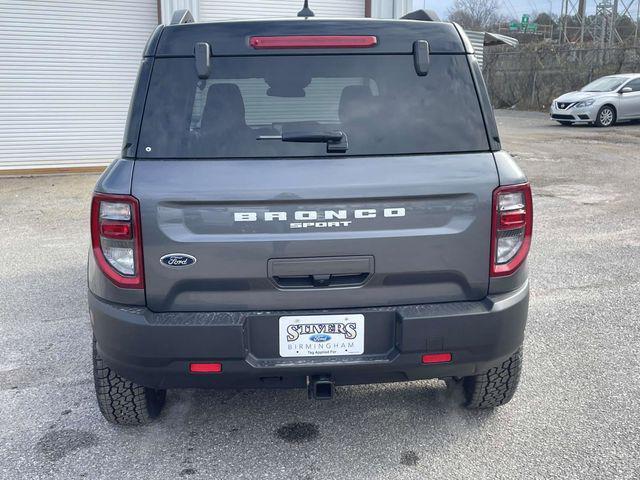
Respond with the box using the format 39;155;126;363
605;0;621;46
636;0;640;43
579;0;587;42
560;0;587;42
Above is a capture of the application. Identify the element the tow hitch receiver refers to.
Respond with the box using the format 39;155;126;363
308;375;335;400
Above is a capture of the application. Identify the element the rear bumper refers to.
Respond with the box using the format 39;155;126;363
89;282;529;390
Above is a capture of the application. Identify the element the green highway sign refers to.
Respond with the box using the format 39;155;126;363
510;15;538;33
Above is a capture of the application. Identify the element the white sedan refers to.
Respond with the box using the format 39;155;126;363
550;74;640;127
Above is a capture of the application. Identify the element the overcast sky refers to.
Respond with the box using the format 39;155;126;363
419;0;564;21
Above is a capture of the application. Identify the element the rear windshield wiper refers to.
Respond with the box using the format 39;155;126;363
257;131;348;153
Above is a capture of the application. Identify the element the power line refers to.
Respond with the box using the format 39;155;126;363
502;0;520;18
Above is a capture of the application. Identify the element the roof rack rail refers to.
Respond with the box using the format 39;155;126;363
401;9;441;22
170;9;195;25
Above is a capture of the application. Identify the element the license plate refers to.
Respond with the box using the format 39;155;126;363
278;314;365;358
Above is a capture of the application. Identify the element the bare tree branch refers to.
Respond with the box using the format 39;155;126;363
447;0;501;30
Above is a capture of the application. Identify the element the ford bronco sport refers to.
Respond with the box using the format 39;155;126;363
88;9;532;425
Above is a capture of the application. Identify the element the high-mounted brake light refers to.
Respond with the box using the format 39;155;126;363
91;193;144;289
249;35;378;49
490;183;533;277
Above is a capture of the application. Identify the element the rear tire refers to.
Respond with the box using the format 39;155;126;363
93;338;166;425
558;121;573;126
462;347;523;409
594;105;616;127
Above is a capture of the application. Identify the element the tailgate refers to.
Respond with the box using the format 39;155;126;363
133;153;498;312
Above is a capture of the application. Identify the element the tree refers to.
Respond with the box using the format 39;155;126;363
615;16;637;41
534;12;556;26
447;0;501;30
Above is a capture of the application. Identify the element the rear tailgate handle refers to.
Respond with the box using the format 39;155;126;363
268;256;374;289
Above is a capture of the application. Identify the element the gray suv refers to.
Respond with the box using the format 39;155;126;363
88;12;532;425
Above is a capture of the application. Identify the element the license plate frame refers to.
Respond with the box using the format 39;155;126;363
278;314;365;358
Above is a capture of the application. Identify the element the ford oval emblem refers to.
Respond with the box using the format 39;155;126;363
309;334;332;342
160;253;197;268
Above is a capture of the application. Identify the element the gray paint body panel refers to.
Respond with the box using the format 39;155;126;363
493;150;527;185
94;158;134;195
87;251;146;306
132;153;499;312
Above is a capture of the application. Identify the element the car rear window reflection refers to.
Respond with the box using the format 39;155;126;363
139;55;490;158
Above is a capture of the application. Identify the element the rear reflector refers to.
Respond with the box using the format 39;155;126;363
189;362;222;374
100;221;132;240
250;35;378;49
498;210;526;229
421;353;452;364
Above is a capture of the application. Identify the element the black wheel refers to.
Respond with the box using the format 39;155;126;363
558;121;573;126
594;105;616;127
93;338;166;425
461;347;523;409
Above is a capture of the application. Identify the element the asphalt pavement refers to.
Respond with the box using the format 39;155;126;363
0;110;638;479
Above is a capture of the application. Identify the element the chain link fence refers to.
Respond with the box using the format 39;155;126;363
483;44;640;110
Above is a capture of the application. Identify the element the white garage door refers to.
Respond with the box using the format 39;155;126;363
0;0;158;170
200;0;364;21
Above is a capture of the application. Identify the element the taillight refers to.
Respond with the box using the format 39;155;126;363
249;35;378;49
490;183;533;277
90;193;144;289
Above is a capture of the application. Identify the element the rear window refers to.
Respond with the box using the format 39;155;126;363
138;55;489;158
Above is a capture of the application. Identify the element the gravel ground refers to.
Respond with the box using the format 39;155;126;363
0;110;639;479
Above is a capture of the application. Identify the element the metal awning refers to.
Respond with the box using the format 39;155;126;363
483;32;519;48
465;30;519;69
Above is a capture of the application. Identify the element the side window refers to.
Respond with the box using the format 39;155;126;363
625;79;640;92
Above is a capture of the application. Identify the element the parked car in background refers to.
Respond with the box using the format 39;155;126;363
550;74;640;127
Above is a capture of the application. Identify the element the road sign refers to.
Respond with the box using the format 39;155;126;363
510;15;538;33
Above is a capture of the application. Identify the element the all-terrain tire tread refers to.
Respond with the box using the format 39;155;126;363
464;348;523;409
92;340;164;425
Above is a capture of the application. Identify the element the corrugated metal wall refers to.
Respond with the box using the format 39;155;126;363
370;0;412;19
199;0;364;21
465;31;486;69
0;0;157;170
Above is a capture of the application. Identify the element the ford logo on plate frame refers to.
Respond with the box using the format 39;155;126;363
160;253;197;268
309;334;332;343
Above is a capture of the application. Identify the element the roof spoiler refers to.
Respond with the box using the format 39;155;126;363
401;9;441;22
170;9;194;25
297;0;315;17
